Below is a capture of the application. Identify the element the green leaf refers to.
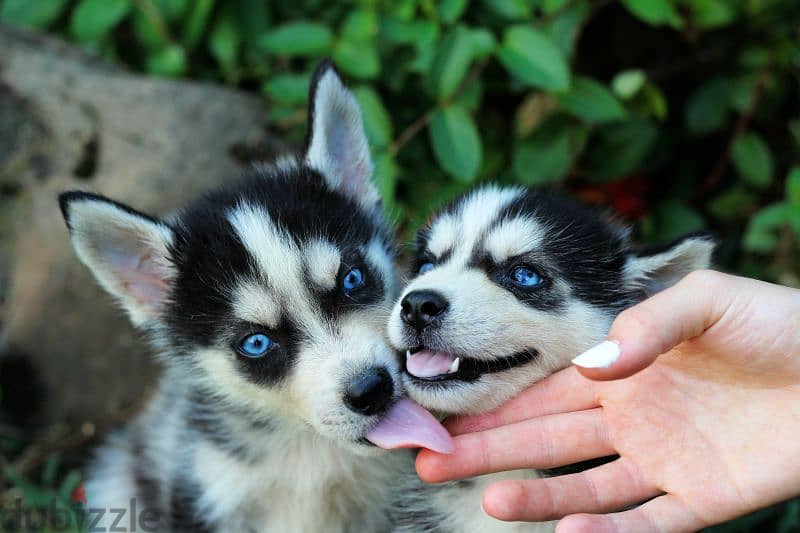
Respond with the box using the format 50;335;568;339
685;78;730;135
341;9;378;40
689;0;736;29
708;186;757;221
542;1;592;58
70;0;132;42
0;0;68;28
497;26;570;91
439;0;469;24
429;105;483;182
182;0;215;48
732;132;774;189
374;152;399;209
557;77;627;123
132;5;169;50
652;202;706;242
542;0;569;14
466;27;496;58
727;75;756;113
262;73;311;105
743;203;789;253
640;83;669;120
333;39;380;79
512;125;572;186
152;0;187;21
612;69;646;100
381;18;439;45
230;0;270;45
209;10;240;77
146;44;187;76
481;0;532;19
353;86;393;149
786;167;800;206
258;22;333;56
621;0;682;28
431;26;475;101
586;119;658;181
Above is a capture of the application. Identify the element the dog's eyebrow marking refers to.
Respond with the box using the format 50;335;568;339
232;280;281;328
304;239;341;290
364;237;393;294
427;186;524;264
227;202;324;336
482;216;545;263
427;214;458;258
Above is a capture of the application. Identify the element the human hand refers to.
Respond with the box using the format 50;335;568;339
416;270;800;532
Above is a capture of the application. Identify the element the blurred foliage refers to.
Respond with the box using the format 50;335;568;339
1;0;798;284
1;0;800;530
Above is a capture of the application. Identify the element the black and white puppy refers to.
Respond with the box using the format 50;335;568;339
59;62;449;533
388;186;715;532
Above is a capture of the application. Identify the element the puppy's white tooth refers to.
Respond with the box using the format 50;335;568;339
406;350;412;359
449;357;460;373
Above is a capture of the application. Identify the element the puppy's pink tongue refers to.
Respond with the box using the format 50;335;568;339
407;349;458;378
366;398;454;454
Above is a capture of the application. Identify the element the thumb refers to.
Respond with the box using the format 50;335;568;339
572;269;732;381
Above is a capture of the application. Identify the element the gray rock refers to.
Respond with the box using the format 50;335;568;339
0;25;284;427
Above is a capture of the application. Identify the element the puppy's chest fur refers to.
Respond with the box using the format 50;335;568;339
86;372;411;533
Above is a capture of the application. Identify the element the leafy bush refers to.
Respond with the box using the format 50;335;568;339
1;0;799;530
2;0;798;283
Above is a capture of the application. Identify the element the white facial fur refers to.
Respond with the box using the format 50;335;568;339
389;262;611;414
389;186;713;415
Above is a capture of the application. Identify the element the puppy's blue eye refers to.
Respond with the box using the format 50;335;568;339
343;267;365;293
511;267;542;287
239;333;272;358
418;262;434;274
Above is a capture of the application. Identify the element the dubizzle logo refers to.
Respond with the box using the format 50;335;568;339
71;483;87;506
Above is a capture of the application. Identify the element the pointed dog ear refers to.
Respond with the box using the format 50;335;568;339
304;60;379;211
624;232;717;296
59;191;176;327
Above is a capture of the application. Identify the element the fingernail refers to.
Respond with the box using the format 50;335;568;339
571;340;620;368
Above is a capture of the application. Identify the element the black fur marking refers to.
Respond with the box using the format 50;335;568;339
186;388;274;462
228;318;302;386
163;165;392;386
169;474;213;533
58;190;164;231
131;430;167;530
469;251;567;313
497;190;633;312
315;250;386;317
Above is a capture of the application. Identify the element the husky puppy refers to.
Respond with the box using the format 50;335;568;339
387;186;715;532
59;62;449;533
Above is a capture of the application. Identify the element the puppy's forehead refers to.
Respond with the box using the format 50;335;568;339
426;186;525;261
167;166;393;342
482;216;545;263
227;202;306;299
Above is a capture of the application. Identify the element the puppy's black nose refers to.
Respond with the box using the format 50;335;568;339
400;290;448;331
344;367;394;416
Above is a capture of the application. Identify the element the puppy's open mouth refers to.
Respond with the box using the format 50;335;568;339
404;347;538;382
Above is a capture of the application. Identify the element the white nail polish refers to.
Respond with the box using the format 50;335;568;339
571;340;620;368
